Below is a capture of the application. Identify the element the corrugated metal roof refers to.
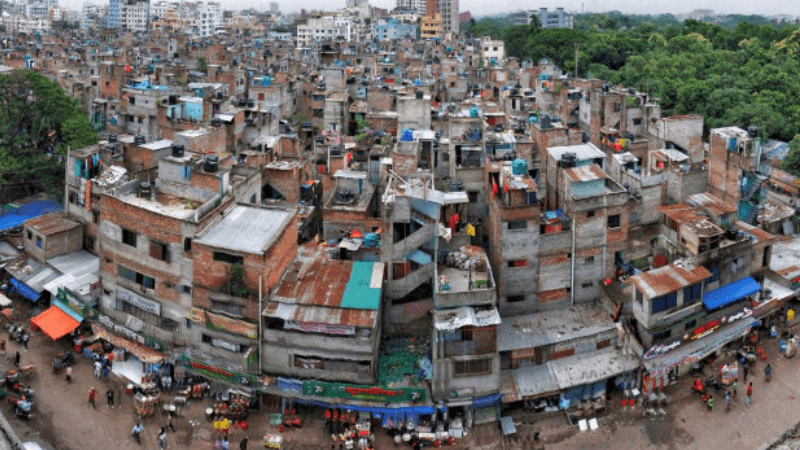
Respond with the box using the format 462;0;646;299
627;261;711;299
504;363;559;402
196;205;294;253
564;165;608;182
703;277;761;310
687;192;737;215
262;302;378;328
547;143;605;162
498;304;616;352
549;348;641;390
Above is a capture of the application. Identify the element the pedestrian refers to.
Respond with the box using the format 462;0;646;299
239;437;248;450
726;390;731;411
21;332;28;351
132;423;143;444
103;365;109;381
158;427;166;449
88;387;97;409
0;338;6;355
65;366;72;383
221;438;230;450
732;378;738;402
13;351;20;367
164;374;172;391
743;363;749;381
166;413;175;432
107;388;114;408
765;363;772;383
707;394;713;412
94;359;102;378
746;382;753;407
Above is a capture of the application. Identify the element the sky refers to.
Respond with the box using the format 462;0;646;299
59;0;800;17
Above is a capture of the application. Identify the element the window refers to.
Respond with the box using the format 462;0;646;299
117;264;156;289
635;290;643;305
453;358;492;376
149;241;169;262
587;210;595;218
683;283;702;303
652;329;671;341
214;252;244;264
35;236;42;248
507;295;525;303
705;265;720;284
467;191;478;202
84;235;95;252
584;256;594;264
507;220;527;230
26;231;32;240
184;238;192;252
607;214;621;229
128;96;135;105
181;285;192;294
684;319;697;330
507;259;527;268
122;229;137;247
651;292;677;314
92;212;99;224
581;282;593;288
633;118;642;125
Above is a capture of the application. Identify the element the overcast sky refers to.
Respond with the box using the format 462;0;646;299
60;0;800;17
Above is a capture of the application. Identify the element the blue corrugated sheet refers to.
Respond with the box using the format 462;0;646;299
0;200;62;232
703;277;761;310
9;278;41;302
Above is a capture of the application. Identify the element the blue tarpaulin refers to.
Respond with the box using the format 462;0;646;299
472;393;503;408
9;278;41;302
0;200;62;232
703;277;761;310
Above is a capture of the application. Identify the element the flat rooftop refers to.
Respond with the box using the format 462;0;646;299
120;191;200;220
547;143;605;162
498;303;616;352
196;205;294;253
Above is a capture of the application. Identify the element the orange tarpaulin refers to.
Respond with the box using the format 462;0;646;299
31;306;79;340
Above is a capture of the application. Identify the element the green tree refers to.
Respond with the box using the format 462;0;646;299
782;135;800;176
0;70;98;195
197;56;208;73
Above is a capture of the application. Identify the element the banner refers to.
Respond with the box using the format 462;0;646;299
303;381;427;403
188;308;258;339
284;321;355;335
178;355;261;388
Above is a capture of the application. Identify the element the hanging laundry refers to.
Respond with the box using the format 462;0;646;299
448;213;459;230
466;223;476;237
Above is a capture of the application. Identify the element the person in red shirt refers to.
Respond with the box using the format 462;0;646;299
746;382;753;407
88;387;97;409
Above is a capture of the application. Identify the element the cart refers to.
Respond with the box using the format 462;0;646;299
263;434;282;449
133;393;158;419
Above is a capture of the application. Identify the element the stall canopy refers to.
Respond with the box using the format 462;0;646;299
31;301;81;340
703;277;761;310
90;324;164;364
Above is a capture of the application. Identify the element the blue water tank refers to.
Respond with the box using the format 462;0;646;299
512;159;528;176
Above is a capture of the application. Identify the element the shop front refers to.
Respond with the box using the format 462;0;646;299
89;323;164;383
30;299;82;340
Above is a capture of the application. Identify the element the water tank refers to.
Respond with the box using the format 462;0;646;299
204;155;219;172
212;118;222;127
168;95;178;105
172;144;185;157
140;181;151;195
602;84;610;93
512;158;528;176
449;179;463;192
747;126;759;138
540;115;551;129
561;152;576;168
415;90;423;99
246;99;255;108
108;134;117;143
238;98;246;107
134;135;146;145
215;91;223;100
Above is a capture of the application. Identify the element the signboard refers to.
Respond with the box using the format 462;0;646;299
792;275;800;291
510;348;535;359
93;311;165;351
277;377;303;395
303;381;427;403
691;320;719;340
211;338;240;353
642;340;681;361
450;387;474;399
178;355;260;387
116;287;161;316
57;287;90;316
189;308;258;339
722;307;752;325
285;321;356;335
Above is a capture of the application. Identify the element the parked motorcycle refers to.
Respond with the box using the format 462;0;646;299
8;395;34;420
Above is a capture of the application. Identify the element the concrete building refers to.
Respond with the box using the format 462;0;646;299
536;7;572;29
439;0;457;35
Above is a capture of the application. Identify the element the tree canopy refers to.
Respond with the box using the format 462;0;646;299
0;70;98;195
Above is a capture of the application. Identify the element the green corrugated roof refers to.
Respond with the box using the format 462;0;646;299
341;261;381;310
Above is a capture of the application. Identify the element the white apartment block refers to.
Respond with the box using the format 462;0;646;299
439;0;457;35
296;16;353;47
120;1;149;32
195;1;221;37
6;15;51;33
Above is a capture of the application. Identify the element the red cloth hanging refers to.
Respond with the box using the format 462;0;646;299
448;214;459;230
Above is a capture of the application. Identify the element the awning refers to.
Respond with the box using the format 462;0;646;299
9;278;41;302
31;303;80;340
406;249;432;265
433;306;501;331
703;277;761;310
215;113;235;123
90;324;164;364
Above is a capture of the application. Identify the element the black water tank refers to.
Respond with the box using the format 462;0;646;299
172;144;185;157
246;99;255;108
108;134;117;143
140;181;151;195
216;91;223;100
168;95;178;105
204;155;219;172
415;90;424;99
135;135;146;145
561;152;577;168
449;179;463;192
747;126;759;138
212;118;222;127
238;98;246;107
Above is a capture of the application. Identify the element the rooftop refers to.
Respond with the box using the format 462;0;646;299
24;213;81;236
687;192;737;216
196;205;294;253
564;164;608;182
627;260;712;299
547;143;605;162
498;303;616;352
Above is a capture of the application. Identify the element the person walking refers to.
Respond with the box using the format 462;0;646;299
21;332;28;351
107;388;114;408
65;366;73;383
221;438;230;450
765;363;772;383
94;359;102;378
743;363;749;381
13;351;20;368
707;395;714;412
132;423;143;444
239;437;248;450
726;390;731;412
158;427;167;449
746;382;753;407
88;387;97;409
732;379;738;402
